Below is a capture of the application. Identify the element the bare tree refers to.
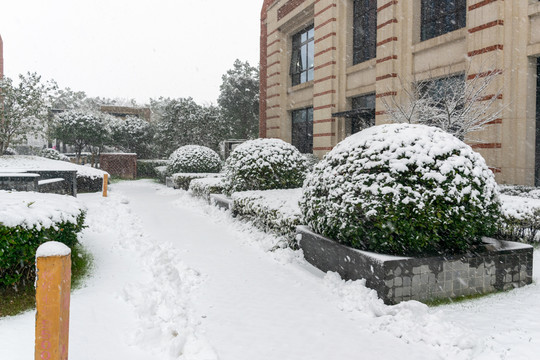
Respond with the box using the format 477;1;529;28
382;65;503;141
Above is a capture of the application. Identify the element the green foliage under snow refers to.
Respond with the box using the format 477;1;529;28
223;138;308;195
167;145;222;174
300;124;501;256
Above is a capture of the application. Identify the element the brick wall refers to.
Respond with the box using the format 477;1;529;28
100;153;137;179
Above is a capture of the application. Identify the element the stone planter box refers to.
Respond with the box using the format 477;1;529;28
297;226;533;304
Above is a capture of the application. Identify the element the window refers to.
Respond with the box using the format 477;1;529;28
291;107;313;153
353;0;377;65
290;25;315;86
351;94;375;133
421;0;466;41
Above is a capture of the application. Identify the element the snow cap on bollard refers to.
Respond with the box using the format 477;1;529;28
36;241;71;258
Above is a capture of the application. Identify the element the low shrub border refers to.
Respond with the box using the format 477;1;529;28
231;189;302;245
0;191;86;288
188;177;225;201
170;173;222;190
137;159;171;179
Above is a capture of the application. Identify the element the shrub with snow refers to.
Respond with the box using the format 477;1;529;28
188;177;225;200
232;189;302;247
41;148;70;162
496;195;540;243
0;191;86;287
303;153;320;171
137;159;171;179
223;138;308;194
167;145;222;174
171;173;222;190
2;147;17;155
300;123;501;256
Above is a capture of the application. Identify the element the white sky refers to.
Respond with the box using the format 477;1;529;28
0;0;262;105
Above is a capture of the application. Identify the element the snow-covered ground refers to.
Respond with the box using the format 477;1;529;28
1;180;539;359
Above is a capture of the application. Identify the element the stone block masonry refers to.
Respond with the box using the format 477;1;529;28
297;226;533;305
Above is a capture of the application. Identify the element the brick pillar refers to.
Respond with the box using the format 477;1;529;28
374;0;400;124
313;0;338;157
465;0;506;180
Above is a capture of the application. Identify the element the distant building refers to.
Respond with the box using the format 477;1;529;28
260;0;540;185
100;105;151;122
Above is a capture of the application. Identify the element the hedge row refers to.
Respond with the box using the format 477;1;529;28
231;189;302;247
171;173;223;190
0;212;86;287
188;177;225;201
137;159;171;179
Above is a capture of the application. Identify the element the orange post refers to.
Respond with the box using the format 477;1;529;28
103;173;108;197
35;242;72;360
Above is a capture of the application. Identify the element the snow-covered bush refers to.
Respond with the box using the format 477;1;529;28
167;145;222;174
223;138;308;194
2;147;17;155
232;189;302;247
499;185;540;199
137;159;170;178
41;148;70;162
171;173;222;190
188;177;225;201
0;191;86;287
155;166;170;183
303;153;320;171
300;123;501;256
496;195;540;243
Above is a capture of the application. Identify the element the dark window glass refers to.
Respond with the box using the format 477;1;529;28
353;0;377;65
291;107;313;153
535;58;540;186
351;94;375;133
290;25;315;86
421;0;466;41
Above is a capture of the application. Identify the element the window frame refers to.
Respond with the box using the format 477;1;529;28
351;93;376;134
291;107;314;153
353;0;377;65
420;0;466;42
290;25;315;87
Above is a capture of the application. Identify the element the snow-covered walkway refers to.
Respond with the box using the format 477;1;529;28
1;180;539;359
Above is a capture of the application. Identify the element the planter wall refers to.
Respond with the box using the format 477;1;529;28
297;226;533;304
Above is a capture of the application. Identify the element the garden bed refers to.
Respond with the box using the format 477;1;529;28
297;226;533;305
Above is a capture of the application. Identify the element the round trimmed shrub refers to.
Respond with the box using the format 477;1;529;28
167;145;222;174
223;138;308;194
300;123;501;256
41;148;70;162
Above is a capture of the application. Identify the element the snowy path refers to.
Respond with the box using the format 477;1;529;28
1;180;539;359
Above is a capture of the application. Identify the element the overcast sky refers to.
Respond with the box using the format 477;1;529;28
0;0;261;105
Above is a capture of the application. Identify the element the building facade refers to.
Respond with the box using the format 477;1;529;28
260;0;540;185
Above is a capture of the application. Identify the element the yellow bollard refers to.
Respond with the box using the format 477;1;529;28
103;173;108;197
35;242;72;360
